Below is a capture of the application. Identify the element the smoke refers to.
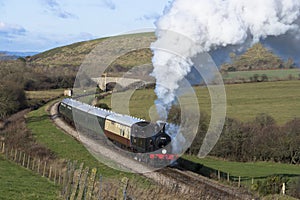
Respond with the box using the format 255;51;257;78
165;123;186;154
151;0;300;108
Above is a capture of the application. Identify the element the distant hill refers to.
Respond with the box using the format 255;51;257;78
221;43;296;72
26;33;296;77
0;51;38;60
26;32;156;77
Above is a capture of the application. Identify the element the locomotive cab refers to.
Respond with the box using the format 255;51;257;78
131;121;171;153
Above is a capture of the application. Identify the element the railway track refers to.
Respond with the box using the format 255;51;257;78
49;100;255;200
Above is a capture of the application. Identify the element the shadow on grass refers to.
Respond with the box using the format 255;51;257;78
26;114;50;123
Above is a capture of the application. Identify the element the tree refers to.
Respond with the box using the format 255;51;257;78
289;177;300;199
284;58;295;69
0;81;27;119
283;118;300;164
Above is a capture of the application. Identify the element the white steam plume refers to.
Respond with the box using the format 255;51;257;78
151;0;300;108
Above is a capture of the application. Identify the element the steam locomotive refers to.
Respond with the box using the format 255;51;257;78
58;98;178;166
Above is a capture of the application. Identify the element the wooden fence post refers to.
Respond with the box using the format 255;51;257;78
54;166;57;184
49;165;53;180
98;175;103;200
22;153;26;166
238;176;241;187
10;148;14;160
27;156;30;169
227;173;230;182
70;163;84;200
77;167;89;200
1;142;4;153
64;161;76;200
85;168;97;200
217;170;220;180
37;159;41;174
62;169;67;197
58;169;62;185
118;177;129;200
14;149;17;161
43;161;47;177
5;146;8;159
18;151;22;164
32;158;35;171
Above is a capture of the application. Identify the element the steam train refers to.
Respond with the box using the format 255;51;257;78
58;98;178;166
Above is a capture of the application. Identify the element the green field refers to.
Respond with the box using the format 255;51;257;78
25;89;64;100
101;80;300;124
0;154;61;200
222;69;300;81
184;155;300;181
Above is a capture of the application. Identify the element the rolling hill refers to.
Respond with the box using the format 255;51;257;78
26;32;156;76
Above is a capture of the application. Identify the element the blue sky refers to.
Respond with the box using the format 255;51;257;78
0;0;171;52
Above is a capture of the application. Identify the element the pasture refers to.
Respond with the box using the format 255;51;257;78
101;80;300;124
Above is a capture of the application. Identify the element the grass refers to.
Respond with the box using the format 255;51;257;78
223;69;300;81
26;101;120;177
0;154;61;200
25;100;151;184
25;89;64;100
183;155;300;186
101;80;300;124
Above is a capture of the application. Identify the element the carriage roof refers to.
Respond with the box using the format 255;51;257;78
62;98;145;126
62;98;111;118
106;113;144;127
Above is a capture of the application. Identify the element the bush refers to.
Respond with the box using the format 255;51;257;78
255;175;289;196
95;103;110;110
289;177;300;199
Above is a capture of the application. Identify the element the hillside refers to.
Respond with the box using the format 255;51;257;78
26;32;155;76
221;43;295;71
25;33;297;78
1;32;297;97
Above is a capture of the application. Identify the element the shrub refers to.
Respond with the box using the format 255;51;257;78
255;175;289;196
289;177;300;199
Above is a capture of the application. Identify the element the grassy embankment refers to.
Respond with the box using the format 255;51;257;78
0;154;61;200
25;99;151;184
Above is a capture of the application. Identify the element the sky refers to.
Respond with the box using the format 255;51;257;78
0;0;171;52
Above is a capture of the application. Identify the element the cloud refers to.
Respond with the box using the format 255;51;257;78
101;0;116;10
137;13;160;21
0;30;97;52
43;0;78;19
0;22;26;38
